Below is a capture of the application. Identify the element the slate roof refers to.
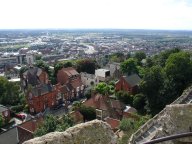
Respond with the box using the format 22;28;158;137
31;84;53;96
123;74;141;87
23;67;42;86
0;127;18;144
60;67;79;77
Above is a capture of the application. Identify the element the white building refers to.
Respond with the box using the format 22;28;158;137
95;69;110;83
80;72;96;87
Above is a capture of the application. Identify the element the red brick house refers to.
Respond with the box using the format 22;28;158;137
17;117;43;144
21;67;59;114
83;94;125;120
27;85;58;114
57;67;85;100
115;74;141;94
57;67;80;85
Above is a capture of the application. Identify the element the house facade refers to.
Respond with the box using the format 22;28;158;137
115;74;141;94
21;67;58;114
57;67;85;100
83;94;125;120
95;69;110;83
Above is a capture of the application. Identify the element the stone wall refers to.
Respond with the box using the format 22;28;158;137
129;85;192;143
24;120;117;144
154;104;192;144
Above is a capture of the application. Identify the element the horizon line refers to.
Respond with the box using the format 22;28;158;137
0;28;192;31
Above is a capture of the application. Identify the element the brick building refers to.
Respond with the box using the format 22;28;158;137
115;74;141;94
17;117;43;144
57;67;85;100
21;67;58;114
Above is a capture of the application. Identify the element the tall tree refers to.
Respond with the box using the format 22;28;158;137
76;59;97;74
0;77;20;106
94;82;110;95
140;66;165;115
120;58;138;75
134;51;146;65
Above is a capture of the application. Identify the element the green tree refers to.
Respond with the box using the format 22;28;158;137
133;93;146;113
162;52;192;103
153;48;180;67
34;115;74;137
140;66;165;115
134;51;146;65
164;52;192;88
72;101;82;111
120;58;138;75
79;106;96;121
119;118;135;132
76;59;98;74
115;91;132;105
94;82;110;95
110;52;125;63
0;77;20;106
35;60;50;74
0;114;3;128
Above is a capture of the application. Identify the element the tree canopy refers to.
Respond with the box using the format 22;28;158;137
120;58;138;75
76;59;98;74
0;77;20;106
0;114;3;128
34;115;74;137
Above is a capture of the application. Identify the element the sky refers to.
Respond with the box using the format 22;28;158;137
0;0;192;30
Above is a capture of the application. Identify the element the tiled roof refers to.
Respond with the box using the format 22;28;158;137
23;67;42;86
71;79;82;89
18;117;43;133
60;85;70;93
84;94;108;110
105;117;120;130
61;67;79;76
123;74;141;87
31;84;53;96
0;127;18;144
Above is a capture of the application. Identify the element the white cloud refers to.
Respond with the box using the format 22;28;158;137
0;0;192;29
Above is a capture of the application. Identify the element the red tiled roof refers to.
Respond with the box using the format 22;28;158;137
71;79;82;89
61;67;79;76
83;94;108;110
60;85;70;93
18;117;43;133
105;117;120;130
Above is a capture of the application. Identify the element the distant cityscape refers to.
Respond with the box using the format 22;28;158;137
1;29;192;144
